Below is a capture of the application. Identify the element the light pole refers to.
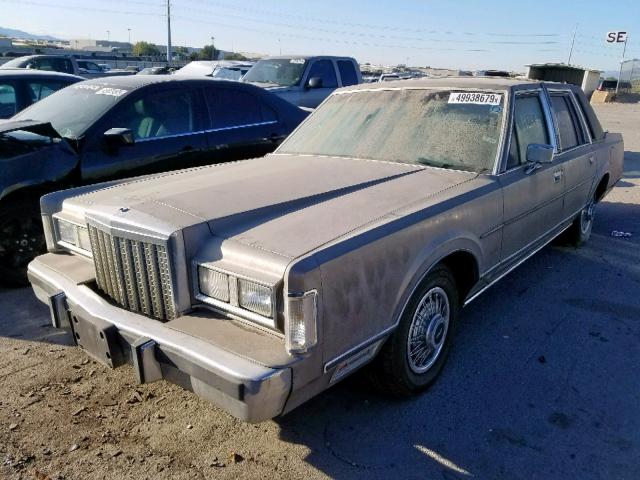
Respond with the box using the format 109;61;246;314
166;0;172;65
616;35;629;95
567;23;578;65
106;30;110;42
211;36;215;60
128;28;131;45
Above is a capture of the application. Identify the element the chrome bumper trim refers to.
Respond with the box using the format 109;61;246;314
28;255;292;423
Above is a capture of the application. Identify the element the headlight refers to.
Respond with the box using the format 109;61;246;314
198;266;230;302
198;266;275;320
55;218;91;253
57;219;77;245
238;279;273;318
285;290;318;354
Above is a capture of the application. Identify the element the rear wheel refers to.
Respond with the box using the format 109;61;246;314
0;200;45;287
368;265;459;396
565;199;595;247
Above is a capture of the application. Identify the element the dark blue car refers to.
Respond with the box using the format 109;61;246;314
0;76;309;285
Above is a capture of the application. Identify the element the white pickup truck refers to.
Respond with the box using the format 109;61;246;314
0;55;134;79
242;55;362;108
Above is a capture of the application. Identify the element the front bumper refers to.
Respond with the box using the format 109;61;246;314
28;255;292;423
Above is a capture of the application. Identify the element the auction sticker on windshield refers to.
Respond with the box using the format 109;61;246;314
448;92;502;105
95;88;128;97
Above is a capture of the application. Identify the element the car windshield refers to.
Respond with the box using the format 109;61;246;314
212;67;245;81
242;58;307;87
12;83;132;139
278;88;506;173
175;62;216;76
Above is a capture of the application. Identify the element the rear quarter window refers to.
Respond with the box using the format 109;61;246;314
550;94;585;151
337;60;359;86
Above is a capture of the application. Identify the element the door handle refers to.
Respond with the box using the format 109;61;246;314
588;156;595;164
553;170;563;183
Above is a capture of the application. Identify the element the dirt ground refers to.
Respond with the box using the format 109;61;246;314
1;103;639;480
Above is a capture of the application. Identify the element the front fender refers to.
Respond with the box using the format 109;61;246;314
0;142;78;202
389;235;483;329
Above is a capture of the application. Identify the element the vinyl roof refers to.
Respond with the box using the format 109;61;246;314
341;76;571;92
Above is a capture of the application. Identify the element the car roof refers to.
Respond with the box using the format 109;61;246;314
339;76;577;93
77;75;266;90
0;69;83;80
260;55;356;61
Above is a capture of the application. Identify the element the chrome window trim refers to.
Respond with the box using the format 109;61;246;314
498;88;557;175
546;89;592;153
135;120;278;143
205;120;278;134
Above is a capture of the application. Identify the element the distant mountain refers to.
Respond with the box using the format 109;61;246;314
0;27;60;41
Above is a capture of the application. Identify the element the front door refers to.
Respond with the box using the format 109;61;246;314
81;86;208;181
498;90;565;263
299;59;339;108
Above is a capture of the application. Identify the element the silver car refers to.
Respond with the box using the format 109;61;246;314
28;78;624;422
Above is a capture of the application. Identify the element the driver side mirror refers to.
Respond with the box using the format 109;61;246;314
526;143;554;164
104;128;135;147
306;77;323;89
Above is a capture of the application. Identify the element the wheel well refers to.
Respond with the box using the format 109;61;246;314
594;174;610;202
439;251;479;303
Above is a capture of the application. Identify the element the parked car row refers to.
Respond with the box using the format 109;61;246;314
0;55;135;79
21;76;623;423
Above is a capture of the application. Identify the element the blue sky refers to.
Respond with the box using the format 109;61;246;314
2;0;639;71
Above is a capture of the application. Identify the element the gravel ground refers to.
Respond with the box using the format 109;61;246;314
1;103;639;480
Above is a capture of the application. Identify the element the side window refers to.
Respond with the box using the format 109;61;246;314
307;60;338;88
550;94;585;152
109;89;195;140
508;94;549;169
27;81;67;102
206;88;264;129
337;60;359;86
575;92;604;141
0;83;17;118
34;58;54;71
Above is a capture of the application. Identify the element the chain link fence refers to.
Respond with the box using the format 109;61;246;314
619;59;640;92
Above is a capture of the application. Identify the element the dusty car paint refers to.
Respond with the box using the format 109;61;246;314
28;78;624;422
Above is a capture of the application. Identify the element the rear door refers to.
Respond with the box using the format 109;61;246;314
81;85;208;181
203;85;283;162
547;89;597;219
498;89;565;262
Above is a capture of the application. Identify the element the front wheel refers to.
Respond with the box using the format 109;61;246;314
0;200;46;287
368;265;459;396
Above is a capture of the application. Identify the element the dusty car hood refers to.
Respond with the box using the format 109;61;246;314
67;154;476;259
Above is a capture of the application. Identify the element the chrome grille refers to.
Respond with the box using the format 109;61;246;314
88;225;176;320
